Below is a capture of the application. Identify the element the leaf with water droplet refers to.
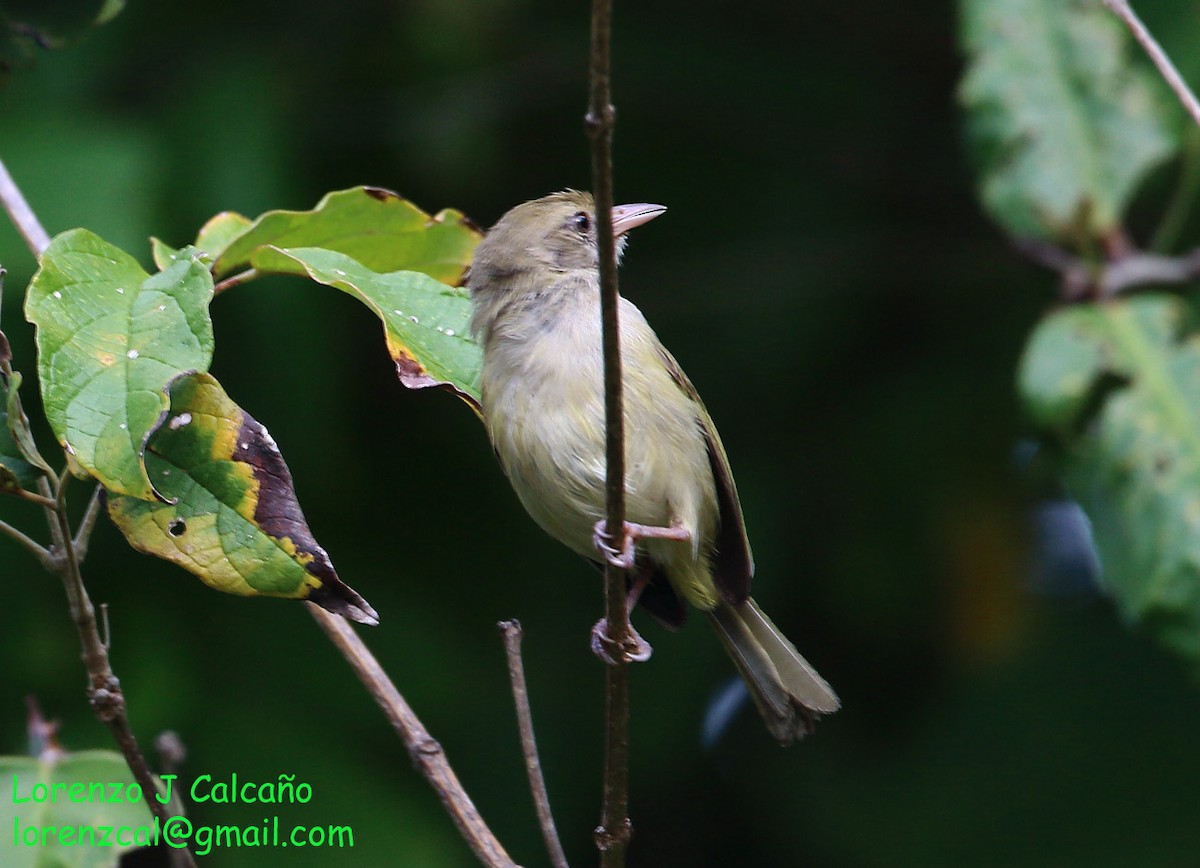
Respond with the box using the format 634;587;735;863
25;230;215;501
959;0;1181;241
267;247;481;409
208;186;480;285
106;372;377;624
1018;295;1200;662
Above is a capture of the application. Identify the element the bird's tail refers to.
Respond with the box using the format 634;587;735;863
707;597;839;744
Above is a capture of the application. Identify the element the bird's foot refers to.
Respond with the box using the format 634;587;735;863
591;519;692;569
591;617;653;664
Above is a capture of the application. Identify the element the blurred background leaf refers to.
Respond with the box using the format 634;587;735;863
959;0;1180;243
0;750;150;868
1019;296;1200;662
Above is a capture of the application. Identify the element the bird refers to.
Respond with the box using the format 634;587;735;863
466;190;838;743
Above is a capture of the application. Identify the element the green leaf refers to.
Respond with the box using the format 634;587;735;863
1;369;49;494
195;211;253;259
269;247;482;407
210;186;481;285
959;0;1180;241
106;372;378;624
25;230;215;501
0;750;152;868
1018;295;1200;660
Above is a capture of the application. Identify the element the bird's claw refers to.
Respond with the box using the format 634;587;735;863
592;520;637;569
591;618;653;664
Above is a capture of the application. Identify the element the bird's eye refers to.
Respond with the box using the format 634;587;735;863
572;211;591;233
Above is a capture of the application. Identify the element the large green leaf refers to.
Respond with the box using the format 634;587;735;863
268;247;482;407
210;186;481;285
106;372;378;624
959;0;1180;241
0;750;152;868
1018;295;1200;660
25;231;214;501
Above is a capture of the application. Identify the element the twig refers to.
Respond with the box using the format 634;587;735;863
585;0;634;864
0;156;51;255
1104;0;1200;129
306;603;517;868
0;516;53;567
38;475;195;867
72;483;104;561
1;160;194;866
7;487;58;509
1013;236;1200;299
212;268;259;296
499;620;569;868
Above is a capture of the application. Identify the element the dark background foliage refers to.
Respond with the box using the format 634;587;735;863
3;2;1200;865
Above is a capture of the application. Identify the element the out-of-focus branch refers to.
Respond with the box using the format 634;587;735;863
307;604;517;868
1104;0;1200;129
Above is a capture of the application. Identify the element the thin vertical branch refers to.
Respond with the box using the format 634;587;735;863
499;620;569;868
584;0;633;864
2;159;194;867
307;604;517;868
1104;0;1200;128
39;474;196;868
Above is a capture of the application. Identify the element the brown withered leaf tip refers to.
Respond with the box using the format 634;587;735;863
363;186;399;203
392;351;438;391
0;329;11;368
231;411;379;625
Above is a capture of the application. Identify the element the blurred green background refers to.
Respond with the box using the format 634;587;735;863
4;1;1200;865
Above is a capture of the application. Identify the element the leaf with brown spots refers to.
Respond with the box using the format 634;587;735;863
106;372;377;624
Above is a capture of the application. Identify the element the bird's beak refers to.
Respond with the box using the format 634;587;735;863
611;203;667;236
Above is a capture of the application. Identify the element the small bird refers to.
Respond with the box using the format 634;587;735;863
467;190;838;743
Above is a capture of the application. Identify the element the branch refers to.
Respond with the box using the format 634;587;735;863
0;157;194;866
0;516;53;567
37;474;196;867
306;603;517;868
1104;0;1200;129
72;483;104;562
0;156;51;255
585;0;634;864
1012;236;1200;299
212;268;259;296
499;620;569;868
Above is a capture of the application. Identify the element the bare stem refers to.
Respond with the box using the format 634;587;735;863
41;479;195;866
499;620;569;868
0;516;53;567
0;156;51;255
306;603;517;868
72;484;104;562
585;0;634;864
1104;0;1200;128
1013;236;1200;299
1;157;192;865
7;487;58;509
212;268;259;296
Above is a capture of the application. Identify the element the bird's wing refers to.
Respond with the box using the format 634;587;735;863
654;343;755;603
